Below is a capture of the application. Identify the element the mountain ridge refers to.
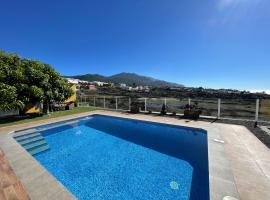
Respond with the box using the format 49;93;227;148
65;72;184;87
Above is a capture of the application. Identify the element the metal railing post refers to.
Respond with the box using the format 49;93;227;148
94;96;96;107
115;97;118;110
103;96;106;108
164;97;167;107
255;99;260;122
145;98;147;111
188;98;191;110
218;98;221;119
129;98;131;111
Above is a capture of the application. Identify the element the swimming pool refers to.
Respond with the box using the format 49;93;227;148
15;114;209;200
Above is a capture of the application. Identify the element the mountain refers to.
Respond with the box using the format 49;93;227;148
65;72;184;87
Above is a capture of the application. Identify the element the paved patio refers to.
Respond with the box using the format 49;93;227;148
0;110;269;200
0;149;30;200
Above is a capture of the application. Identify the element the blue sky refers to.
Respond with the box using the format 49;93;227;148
1;0;270;92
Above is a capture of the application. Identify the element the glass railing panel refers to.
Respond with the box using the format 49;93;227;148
77;96;89;106
95;97;105;108
190;98;218;117
259;99;270;122
166;98;189;114
221;99;256;120
147;98;164;112
86;96;95;107
117;97;129;110
136;98;147;111
105;97;116;109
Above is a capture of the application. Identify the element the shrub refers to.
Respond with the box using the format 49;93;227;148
183;103;202;120
130;101;140;114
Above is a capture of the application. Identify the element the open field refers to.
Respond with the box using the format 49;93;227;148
0;107;97;128
260;99;270;121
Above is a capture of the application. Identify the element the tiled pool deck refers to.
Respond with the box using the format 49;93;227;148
0;110;269;200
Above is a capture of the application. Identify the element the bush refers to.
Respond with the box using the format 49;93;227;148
183;103;202;120
130;101;140;114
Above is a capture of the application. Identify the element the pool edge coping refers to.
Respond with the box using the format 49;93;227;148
0;110;240;200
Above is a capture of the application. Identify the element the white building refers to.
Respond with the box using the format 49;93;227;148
93;81;106;86
120;83;127;88
66;78;80;84
66;78;89;84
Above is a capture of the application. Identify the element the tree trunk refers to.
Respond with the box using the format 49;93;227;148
43;101;50;114
19;109;26;116
19;106;27;116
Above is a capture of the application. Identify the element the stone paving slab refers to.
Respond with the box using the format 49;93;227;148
0;110;269;200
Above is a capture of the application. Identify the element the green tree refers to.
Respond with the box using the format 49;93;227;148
0;83;24;111
0;51;73;114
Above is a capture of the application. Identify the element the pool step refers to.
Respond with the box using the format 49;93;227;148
23;140;47;150
28;145;49;155
13;128;37;137
14;132;42;142
18;136;44;145
14;133;50;155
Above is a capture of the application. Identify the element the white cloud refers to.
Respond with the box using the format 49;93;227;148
206;0;261;28
218;0;261;11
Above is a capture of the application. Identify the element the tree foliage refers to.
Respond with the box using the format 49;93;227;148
0;51;73;113
0;83;24;111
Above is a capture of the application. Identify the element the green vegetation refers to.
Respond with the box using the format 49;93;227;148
0;51;73;114
0;107;97;128
66;72;183;87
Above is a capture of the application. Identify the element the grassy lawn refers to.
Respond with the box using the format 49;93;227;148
0;107;98;128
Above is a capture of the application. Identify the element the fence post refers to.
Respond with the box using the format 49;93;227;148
145;98;147;111
115;97;118;110
218;98;221;119
129;98;131;111
94;96;96;107
255;99;260;122
188;98;191;106
103;96;106;108
164;97;167;107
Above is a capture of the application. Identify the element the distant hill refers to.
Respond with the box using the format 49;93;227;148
65;72;184;87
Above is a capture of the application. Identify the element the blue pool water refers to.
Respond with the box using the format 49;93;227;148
33;115;209;200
